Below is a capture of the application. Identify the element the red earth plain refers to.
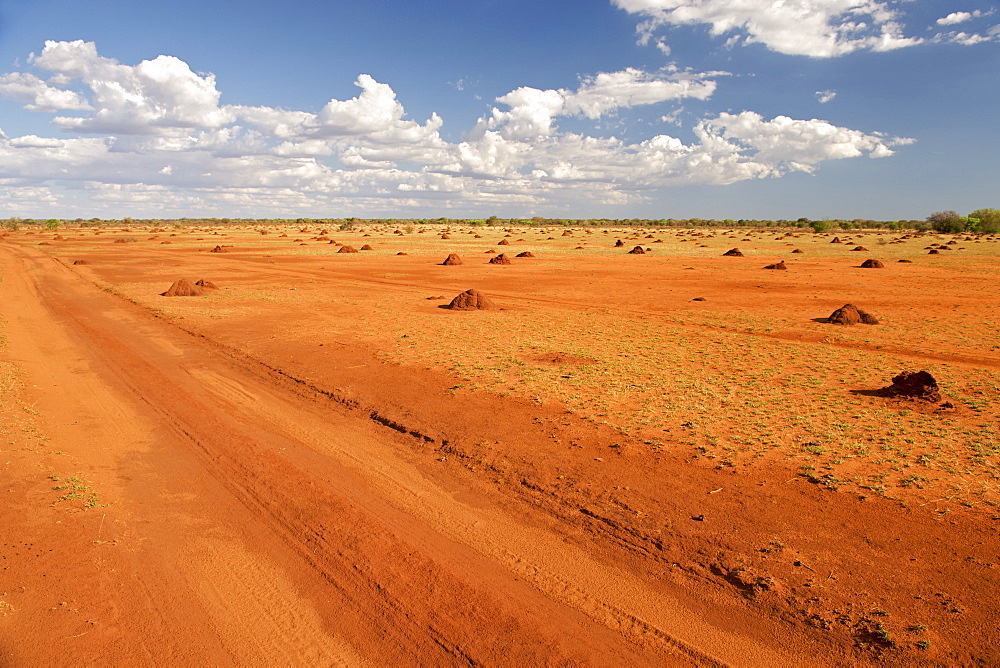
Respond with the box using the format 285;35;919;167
2;222;999;665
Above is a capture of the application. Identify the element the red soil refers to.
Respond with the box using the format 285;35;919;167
2;230;999;666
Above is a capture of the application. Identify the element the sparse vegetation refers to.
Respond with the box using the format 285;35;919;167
81;218;998;510
50;474;102;508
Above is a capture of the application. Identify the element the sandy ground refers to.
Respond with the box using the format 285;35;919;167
1;224;998;665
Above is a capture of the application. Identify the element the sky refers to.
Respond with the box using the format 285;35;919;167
0;0;997;221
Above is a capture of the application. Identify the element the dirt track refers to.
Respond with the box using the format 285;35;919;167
2;232;998;665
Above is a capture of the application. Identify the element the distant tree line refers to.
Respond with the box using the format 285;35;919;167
925;209;1000;234
2;209;997;233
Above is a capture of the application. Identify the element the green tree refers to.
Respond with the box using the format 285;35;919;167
968;208;1000;234
926;210;966;234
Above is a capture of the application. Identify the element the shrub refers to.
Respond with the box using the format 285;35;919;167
809;220;830;233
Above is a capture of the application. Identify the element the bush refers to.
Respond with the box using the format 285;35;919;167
809;220;830;233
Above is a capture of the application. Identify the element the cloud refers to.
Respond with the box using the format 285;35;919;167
933;10;999;42
509;112;908;189
937;11;987;26
613;0;923;57
9;134;66;148
314;75;408;136
0;41;913;216
0;184;60;211
0;72;91;112
28;39;234;134
434;107;911;193
932;28;999;45
816;90;837;104
938;11;973;25
697;112;910;169
233;74;448;153
659;108;684;125
565;67;718;117
486;87;568;139
480;67;719;140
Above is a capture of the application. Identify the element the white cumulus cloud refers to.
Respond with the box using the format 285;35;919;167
0;72;91;112
9;134;66;148
233;74;449;161
613;0;923;57
28;39;234;134
935;30;995;45
0;41;913;216
565;67;718;117
486;87;567;139
816;90;837;103
698;112;909;169
937;11;987;26
479;67;719;140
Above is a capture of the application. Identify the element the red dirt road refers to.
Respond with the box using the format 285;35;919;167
0;245;819;664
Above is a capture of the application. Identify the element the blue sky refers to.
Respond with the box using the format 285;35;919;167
0;0;996;220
